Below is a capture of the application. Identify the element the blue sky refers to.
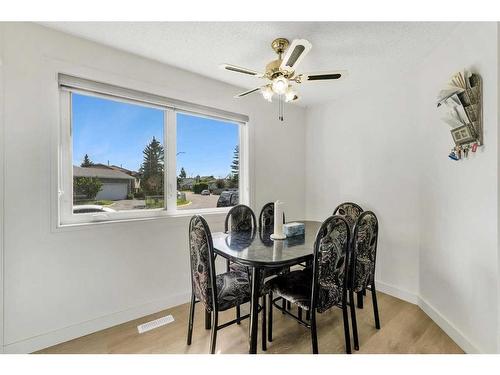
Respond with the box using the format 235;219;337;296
72;93;238;178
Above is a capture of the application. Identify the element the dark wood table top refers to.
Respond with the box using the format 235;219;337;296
212;220;321;268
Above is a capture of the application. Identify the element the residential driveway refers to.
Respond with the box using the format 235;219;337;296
178;192;219;210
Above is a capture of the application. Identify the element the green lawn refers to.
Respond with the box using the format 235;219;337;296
177;198;189;206
76;199;114;206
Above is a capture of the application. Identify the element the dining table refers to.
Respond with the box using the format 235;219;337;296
211;220;322;354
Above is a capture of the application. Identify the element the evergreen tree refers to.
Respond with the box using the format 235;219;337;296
140;137;164;195
230;145;239;186
81;154;94;167
179;167;187;178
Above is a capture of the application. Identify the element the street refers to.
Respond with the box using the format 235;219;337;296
178;191;219;210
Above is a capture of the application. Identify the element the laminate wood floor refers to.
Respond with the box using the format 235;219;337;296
37;292;464;354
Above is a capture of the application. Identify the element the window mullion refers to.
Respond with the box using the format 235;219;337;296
165;109;177;212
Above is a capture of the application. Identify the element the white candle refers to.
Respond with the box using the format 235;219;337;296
272;200;286;240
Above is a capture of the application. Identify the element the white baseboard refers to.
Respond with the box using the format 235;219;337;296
417;296;480;354
374;280;481;353
375;279;419;304
2;291;191;354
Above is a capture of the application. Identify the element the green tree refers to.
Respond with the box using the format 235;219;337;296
81;154;94;167
140;137;164;195
179;167;187;178
74;177;102;200
215;178;225;189
229;145;239;187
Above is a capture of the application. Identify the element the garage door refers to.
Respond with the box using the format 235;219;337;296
96;182;128;201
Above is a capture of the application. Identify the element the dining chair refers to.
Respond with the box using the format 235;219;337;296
224;204;257;271
258;202;286;228
265;215;352;354
333;202;364;229
224;205;257;325
348;211;380;351
333;202;367;308
187;215;254;354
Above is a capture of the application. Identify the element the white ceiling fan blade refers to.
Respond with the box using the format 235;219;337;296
234;87;261;98
299;70;348;82
280;39;312;73
220;64;263;77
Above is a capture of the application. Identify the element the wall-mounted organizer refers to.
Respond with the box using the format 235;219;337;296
437;70;482;161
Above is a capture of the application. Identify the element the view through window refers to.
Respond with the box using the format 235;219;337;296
72;93;165;213
176;113;239;210
71;93;240;215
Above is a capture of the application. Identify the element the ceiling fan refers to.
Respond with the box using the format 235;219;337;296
220;37;347;120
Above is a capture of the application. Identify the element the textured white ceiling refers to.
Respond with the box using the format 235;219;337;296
40;22;460;105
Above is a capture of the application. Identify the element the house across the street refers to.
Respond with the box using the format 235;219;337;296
73;166;135;200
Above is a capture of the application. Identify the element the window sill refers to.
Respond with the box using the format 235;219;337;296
55;207;231;232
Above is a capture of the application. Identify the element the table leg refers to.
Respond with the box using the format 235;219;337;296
248;267;261;354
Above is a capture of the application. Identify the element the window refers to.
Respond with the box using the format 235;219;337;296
176;113;240;210
58;74;249;226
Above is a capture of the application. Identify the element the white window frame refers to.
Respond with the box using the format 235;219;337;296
58;74;249;227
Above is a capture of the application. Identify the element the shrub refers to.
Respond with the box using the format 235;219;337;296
134;191;145;199
193;182;209;194
74;177;102;200
126;193;134;200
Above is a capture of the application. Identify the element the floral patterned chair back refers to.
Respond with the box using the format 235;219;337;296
188;215;217;312
351;211;379;293
224;204;257;233
258;202;286;229
333;202;364;229
311;216;350;313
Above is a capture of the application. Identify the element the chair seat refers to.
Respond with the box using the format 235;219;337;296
265;269;313;311
229;262;249;274
215;271;251;311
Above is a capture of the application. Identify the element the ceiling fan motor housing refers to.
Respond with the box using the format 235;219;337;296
266;59;290;79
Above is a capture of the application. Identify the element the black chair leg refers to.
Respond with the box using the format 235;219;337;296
205;308;211;329
310;310;318;354
282;297;286;314
287;301;291;310
236;304;241;325
262;296;267;351
363;289;366;296
357;291;364;309
268;291;273;342
226;259;231;272
342;300;352;354
298;307;303;321
209;311;218;354
306;309;310;321
187;293;196;345
371;282;381;329
349;289;359;350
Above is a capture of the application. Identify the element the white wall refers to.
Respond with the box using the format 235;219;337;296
305;80;421;302
0;23;306;353
305;22;499;353
417;22;498;354
0;23;6;353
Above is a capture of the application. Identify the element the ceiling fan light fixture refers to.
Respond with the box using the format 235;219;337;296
272;76;288;95
285;86;297;102
261;85;274;102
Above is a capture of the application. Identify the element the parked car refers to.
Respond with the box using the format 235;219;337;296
216;191;239;207
201;189;210;196
73;205;116;214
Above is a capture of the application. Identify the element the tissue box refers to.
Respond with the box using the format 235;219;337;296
283;222;305;237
